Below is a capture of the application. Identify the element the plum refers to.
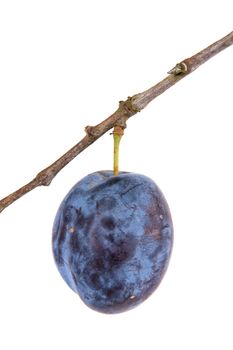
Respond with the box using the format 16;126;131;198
52;171;173;313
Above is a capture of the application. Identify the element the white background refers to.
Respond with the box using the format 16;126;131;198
0;1;232;349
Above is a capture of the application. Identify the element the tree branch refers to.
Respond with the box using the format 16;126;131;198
1;31;233;213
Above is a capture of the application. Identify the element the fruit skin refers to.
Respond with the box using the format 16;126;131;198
52;171;173;313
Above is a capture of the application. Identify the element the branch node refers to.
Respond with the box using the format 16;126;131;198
168;61;188;75
85;125;98;137
119;96;141;115
36;169;53;186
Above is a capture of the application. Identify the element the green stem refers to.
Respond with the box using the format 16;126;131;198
113;126;124;176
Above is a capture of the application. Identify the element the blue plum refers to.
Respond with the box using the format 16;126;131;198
52;171;173;313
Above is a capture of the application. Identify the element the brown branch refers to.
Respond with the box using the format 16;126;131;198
1;31;233;213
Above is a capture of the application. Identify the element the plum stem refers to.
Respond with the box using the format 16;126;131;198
113;126;124;176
